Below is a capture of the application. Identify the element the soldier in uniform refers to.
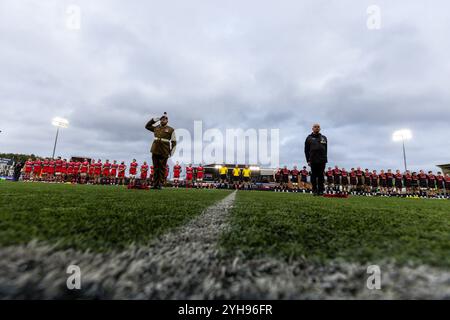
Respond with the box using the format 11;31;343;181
145;112;177;189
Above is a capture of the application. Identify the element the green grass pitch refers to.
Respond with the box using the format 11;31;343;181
0;182;231;252
1;182;449;269
220;192;450;268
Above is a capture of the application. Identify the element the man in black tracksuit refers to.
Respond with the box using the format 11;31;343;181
304;124;328;195
13;160;25;182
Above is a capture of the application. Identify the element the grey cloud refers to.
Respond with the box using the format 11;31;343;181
1;0;449;171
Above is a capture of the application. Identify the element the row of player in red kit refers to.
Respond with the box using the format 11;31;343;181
172;163;204;181
25;158;130;177
23;158;205;181
23;158;161;180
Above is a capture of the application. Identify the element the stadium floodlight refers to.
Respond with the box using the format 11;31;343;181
392;129;412;142
52;117;69;128
392;129;412;172
51;117;69;159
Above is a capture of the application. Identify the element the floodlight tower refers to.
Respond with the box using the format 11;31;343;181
392;129;412;172
51;117;69;159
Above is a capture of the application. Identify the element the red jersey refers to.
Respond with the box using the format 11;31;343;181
275;169;281;181
67;162;74;175
301;169;309;177
196;166;204;178
118;164;126;178
73;162;81;174
43;160;50;174
32;160;42;173
341;170;348;177
110;163;118;176
186;166;193;179
103;162;111;176
25;161;33;173
94;162;102;175
48;161;55;174
81;161;89;173
61;161;67;174
130;162;138;175
173;165;181;178
55;159;63;173
290;169;300;178
141;164;149;179
89;163;95;175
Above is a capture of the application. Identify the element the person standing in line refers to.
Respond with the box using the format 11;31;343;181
80;158;89;184
290;166;300;193
185;164;194;188
232;165;241;190
129;159;139;187
110;160;118;185
280;166;290;192
196;164;204;189
141;161;149;187
219;164;228;187
304;123;328;196
242;165;252;190
173;162;182;188
117;161;127;185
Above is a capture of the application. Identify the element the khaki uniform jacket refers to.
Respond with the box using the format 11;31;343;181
145;119;177;157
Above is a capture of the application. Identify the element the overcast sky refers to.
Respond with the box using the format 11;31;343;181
1;0;449;171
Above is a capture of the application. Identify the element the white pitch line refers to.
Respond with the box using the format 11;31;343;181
0;191;238;299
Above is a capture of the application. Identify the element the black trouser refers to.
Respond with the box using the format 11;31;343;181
310;162;326;194
152;154;168;187
14;170;21;181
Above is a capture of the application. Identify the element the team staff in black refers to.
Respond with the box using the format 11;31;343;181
305;123;328;196
13;160;25;182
